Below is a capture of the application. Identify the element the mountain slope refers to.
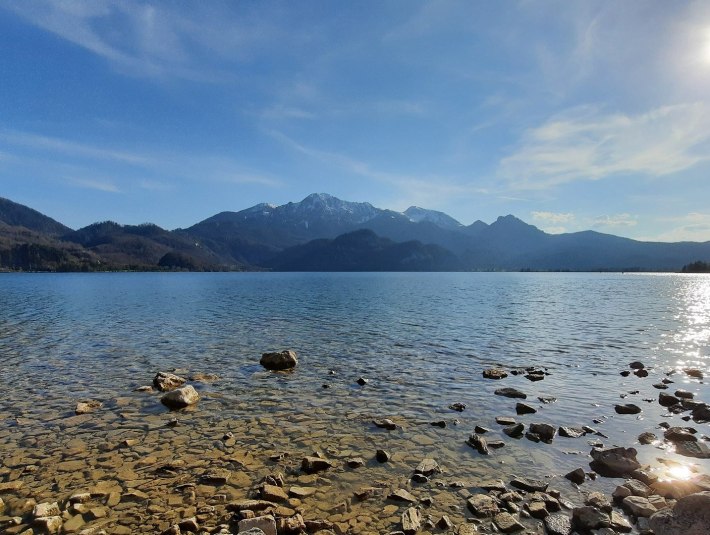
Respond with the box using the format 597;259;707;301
0;197;71;235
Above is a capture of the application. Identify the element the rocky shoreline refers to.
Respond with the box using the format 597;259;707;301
1;354;708;535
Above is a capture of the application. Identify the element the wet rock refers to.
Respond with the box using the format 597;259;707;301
589;447;640;477
467;494;500;517
189;372;219;382
449;402;466;412
238;515;277;535
675;440;710;459
527;501;549;519
389;489;417;504
610;511;633;533
511;477;547;492
529;423;556;442
635;369;649;377
373;419;397;430
664;427;697;443
496;416;516;425
630;361;645;369
260;350;298;371
675;389;694;399
623;479;652;498
559;426;585;438
684;368;703;379
659;392;680;407
544;513;572;535
586;492;612;513
654;382;669;389
565;468;585;484
200;469;230;485
356;377;368;386
466;434;489;455
153;371;187;392
301;456;333;473
615;404;642;415
622;496;656;517
494;512;524;532
401;507;421;535
483;368;508;380
430;420;446;428
75;400;102;415
572;506;610;531
414;458;440;476
638;432;657;445
495;388;527;399
411;474;428;484
515;403;536;415
538;395;557;404
620;370;631;377
376;449;391;463
692;404;710;423
161;385;199;409
503;423;525;438
346;457;365;469
649;491;710;535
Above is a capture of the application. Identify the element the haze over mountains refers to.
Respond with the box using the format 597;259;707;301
1;193;709;272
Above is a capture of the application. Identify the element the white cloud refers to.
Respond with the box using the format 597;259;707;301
68;177;120;193
593;213;638;228
531;211;575;224
653;213;710;242
501;103;710;189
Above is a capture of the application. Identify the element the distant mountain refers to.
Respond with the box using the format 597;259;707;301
0;197;71;235
264;229;462;271
1;192;709;272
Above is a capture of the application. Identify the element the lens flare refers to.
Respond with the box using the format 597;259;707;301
667;463;692;481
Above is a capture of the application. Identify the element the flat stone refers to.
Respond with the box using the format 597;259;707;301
615;404;642;415
495;388;526;399
467;494;499;517
544;513;572;535
373;419;397;430
622;496;657;517
589;447;640;477
153;371;187;391
33;502;60;519
75;400;102;415
623;479;652;498
496;416;516;425
494;512;524;532
62;514;85;533
346;457;365;468
527;501;548;519
610;511;633;533
675;389;694;399
482;368;508;380
388;489;417;504
414;458;440;476
33;516;63;534
515;403;536;415
586;492;612;513
301;456;333;473
559;426;585;438
261;484;288;503
401;507;421;535
510;477;547;492
529;423;556;442
238;515;277;535
288;486;316;498
503;424;525;438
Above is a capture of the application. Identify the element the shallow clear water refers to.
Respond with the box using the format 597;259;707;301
0;272;709;531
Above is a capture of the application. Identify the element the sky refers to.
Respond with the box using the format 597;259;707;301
1;1;710;242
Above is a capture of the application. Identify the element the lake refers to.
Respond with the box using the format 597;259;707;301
0;272;708;533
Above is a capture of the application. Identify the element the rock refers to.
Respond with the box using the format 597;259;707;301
449;402;466;412
240;529;266;535
189;372;219;382
559;426;585;438
260;484;288;503
638;432;657;445
675;389;694;399
346;457;365;469
529;423;556;442
301;456;333;473
401;507;421;535
161;385;199;409
260;350;298;371
610;511;633;533
650;491;710;535
75;400;102;415
33;502;60;518
527;501;549;519
153;371;187;391
467;494;499;517
503;423;525;438
496;416;516;425
33;516;63;534
178;517;199;532
494;512;524;532
623;479;652;497
589;447;641;477
483;368;508;380
659;392;680;407
495;388;526;399
525;370;545;382
615;403;642;414
436;515;453;530
675;440;710;459
414;458;440;476
613;485;633;501
356;377;368;386
544;513;572;535
515;403;536;415
467;434;489;455
511;477;547;492
630;361;645;369
572;506;610;530
622;496;657;517
430;420;446;428
373;419;397;430
565;468;585;484
684;368;703;379
411;474;428;484
389;489;417;503
238;515;277;535
538;396;557;404
376;449;391;463
620;370;631;376
289;486;316;498
692;404;710;423
586;492;612;513
664;427;697;443
654;383;669;389
635;369;649;377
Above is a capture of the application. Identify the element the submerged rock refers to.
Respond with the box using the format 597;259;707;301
529;423;556;442
559;426;585;438
260;350;298;371
449;402;466;412
414;458;441;476
160;385;199;409
483;368;508;380
615;403;642;415
466;434;489;455
565;468;585;484
401;506;421;535
589;447;640;477
467;494;500;517
75;400;102;415
301;456;333;473
495;388;527;399
373;419;397;430
503;423;525;438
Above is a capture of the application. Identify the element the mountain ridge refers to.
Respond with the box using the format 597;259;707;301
1;193;709;272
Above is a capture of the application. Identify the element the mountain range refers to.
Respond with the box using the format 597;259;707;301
1;193;709;272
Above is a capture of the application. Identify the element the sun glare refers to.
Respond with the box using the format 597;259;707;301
666;463;692;481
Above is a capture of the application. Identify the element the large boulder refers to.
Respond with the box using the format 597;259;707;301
153;371;187;392
589;447;640;477
649;491;710;535
161;385;200;409
260;350;298;371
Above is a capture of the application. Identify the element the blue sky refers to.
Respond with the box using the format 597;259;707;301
1;1;710;241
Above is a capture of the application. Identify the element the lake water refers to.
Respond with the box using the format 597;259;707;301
0;272;709;533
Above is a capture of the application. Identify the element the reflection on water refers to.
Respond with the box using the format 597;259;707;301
0;272;708;531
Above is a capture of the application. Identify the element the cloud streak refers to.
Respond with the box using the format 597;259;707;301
501;103;710;189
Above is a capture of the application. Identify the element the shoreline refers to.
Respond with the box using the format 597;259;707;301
1;358;708;535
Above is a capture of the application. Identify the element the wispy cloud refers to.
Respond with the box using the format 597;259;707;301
653;212;710;242
593;213;638;228
68;177;120;193
500;103;710;189
531;211;575;224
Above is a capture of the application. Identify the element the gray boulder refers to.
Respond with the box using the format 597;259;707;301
260;350;298;371
161;385;199;409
